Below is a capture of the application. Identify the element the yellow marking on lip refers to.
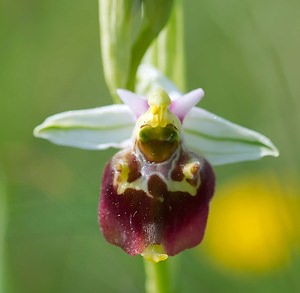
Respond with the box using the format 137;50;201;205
113;146;201;197
167;179;200;196
115;170;200;197
183;162;200;180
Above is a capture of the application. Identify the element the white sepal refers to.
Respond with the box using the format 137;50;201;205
183;107;279;166
33;105;135;150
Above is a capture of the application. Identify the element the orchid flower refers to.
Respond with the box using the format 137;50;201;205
34;65;278;262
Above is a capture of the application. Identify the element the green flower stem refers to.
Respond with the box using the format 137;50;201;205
0;171;7;293
144;259;171;293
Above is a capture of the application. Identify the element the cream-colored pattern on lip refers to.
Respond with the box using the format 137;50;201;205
113;146;201;197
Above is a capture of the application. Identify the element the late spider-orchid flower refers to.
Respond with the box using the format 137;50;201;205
33;68;278;262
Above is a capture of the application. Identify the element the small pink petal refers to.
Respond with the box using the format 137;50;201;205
117;89;148;118
170;88;205;122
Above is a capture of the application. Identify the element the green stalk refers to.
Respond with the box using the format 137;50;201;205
144;260;171;293
0;171;7;293
144;257;181;293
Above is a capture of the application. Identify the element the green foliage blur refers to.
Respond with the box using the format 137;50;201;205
0;0;300;292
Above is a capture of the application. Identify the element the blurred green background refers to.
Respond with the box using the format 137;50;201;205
1;0;300;292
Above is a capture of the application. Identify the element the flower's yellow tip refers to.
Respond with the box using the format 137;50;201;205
148;89;171;108
141;244;168;263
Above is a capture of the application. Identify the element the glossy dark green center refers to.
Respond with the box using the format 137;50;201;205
138;124;179;162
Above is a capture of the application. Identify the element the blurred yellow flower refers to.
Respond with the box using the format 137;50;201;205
203;172;299;274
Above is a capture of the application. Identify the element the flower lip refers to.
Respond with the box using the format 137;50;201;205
99;148;216;258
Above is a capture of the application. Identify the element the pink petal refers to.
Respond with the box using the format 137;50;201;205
170;88;205;122
117;89;148;118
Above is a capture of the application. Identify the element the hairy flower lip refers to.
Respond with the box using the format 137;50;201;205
99;147;215;258
98;88;216;258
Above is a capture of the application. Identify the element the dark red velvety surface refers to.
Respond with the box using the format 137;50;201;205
99;150;215;256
